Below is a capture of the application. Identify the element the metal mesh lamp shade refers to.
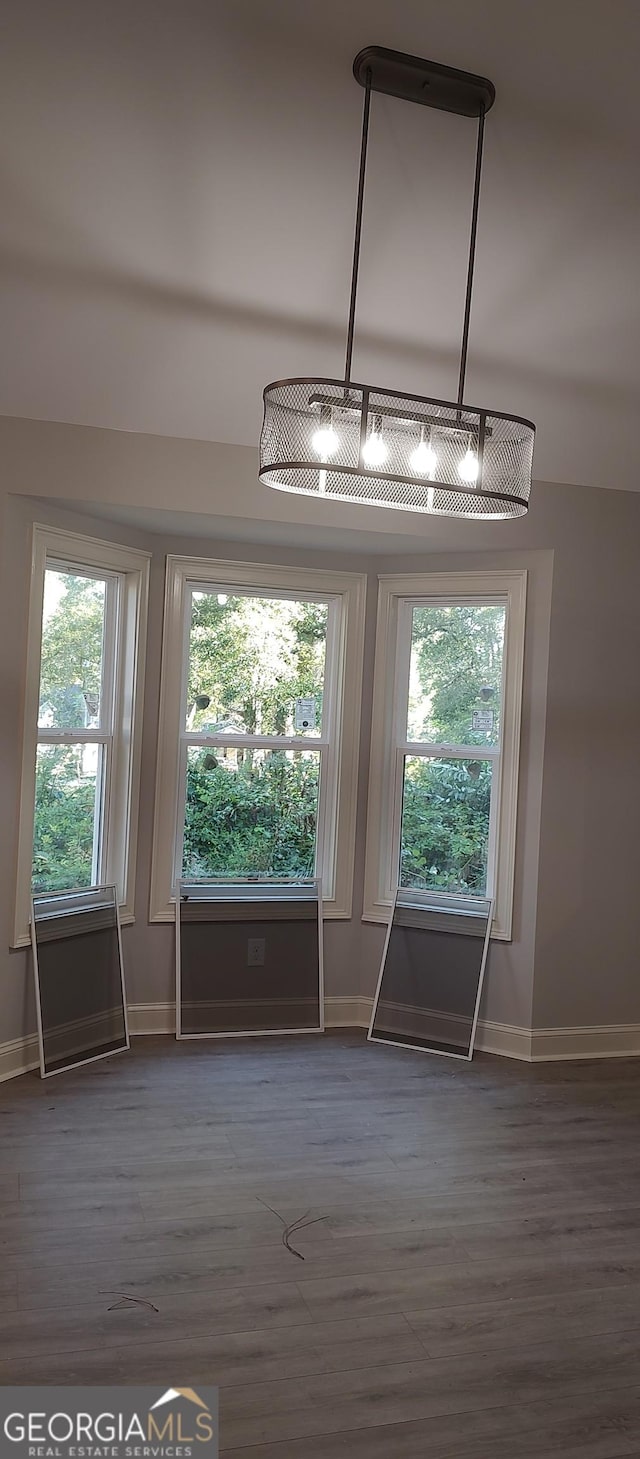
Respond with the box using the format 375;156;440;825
259;48;535;519
260;379;534;518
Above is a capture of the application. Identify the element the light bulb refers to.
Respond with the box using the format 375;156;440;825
311;424;340;459
362;432;388;467
458;448;479;483
410;439;438;477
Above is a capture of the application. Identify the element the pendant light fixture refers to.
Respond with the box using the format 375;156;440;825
259;47;535;518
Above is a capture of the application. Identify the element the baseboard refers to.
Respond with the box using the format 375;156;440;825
353;996;531;1059
5;1006;640;1081
128;998;368;1035
476;1019;534;1060
129;1002;175;1034
323;996;368;1027
332;1001;640;1063
529;1023;640;1061
0;1033;40;1082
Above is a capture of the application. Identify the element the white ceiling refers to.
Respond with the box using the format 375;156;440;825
1;0;639;492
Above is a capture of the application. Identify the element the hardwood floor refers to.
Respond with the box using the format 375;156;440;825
3;1032;640;1456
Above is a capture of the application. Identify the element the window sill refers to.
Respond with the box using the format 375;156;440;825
149;899;351;924
361;899;510;941
11;906;135;951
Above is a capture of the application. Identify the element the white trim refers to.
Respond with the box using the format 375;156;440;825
6;1014;640;1081
127;997;367;1036
0;1034;40;1083
183;733;330;750
150;557;366;923
528;1024;640;1061
363;570;527;940
322;996;367;1027
129;1002;175;1035
13;526;149;947
337;1002;640;1062
476;1019;533;1060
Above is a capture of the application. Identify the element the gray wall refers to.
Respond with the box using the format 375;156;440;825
532;489;640;1029
1;414;638;1049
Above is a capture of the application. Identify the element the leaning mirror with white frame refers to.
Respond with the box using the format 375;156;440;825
368;890;492;1059
31;885;129;1078
176;878;323;1038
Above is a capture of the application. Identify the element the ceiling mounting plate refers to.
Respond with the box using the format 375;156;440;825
353;46;495;117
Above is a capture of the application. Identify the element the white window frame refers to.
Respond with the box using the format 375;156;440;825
13;526;150;947
363;570;527;940
150;557;366;922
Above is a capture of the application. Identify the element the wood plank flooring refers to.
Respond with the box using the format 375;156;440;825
3;1032;640;1455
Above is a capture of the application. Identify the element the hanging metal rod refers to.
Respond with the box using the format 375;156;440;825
345;48;493;404
457;106;486;408
344;68;372;386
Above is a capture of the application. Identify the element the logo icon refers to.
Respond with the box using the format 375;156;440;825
151;1389;210;1411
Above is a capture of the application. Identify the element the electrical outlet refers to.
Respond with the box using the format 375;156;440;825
247;937;265;966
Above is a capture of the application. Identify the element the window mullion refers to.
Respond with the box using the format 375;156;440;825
99;574;120;736
394;600;413;745
173;737;190;891
92;742;107;885
315;598;342;894
400;742;500;760
37;730;110;745
97;576;122;890
184;733;329;750
386;746;406;902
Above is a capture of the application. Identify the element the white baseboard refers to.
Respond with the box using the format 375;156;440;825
476;1019;534;1060
0;1033;40;1082
329;1001;640;1064
128;998;368;1035
529;1023;640;1061
129;1002;175;1034
323;996;368;1027
5;1005;640;1082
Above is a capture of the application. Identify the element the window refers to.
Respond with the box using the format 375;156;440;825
14;527;150;945
151;558;366;920
34;566;114;893
182;590;328;882
364;571;526;938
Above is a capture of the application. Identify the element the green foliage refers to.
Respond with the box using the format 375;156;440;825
33;747;96;892
401;758;491;895
39;573;105;728
182;592;327;880
401;605;505;895
184;752;318;880
32;571;105;892
187;595;327;736
409;604;505;745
